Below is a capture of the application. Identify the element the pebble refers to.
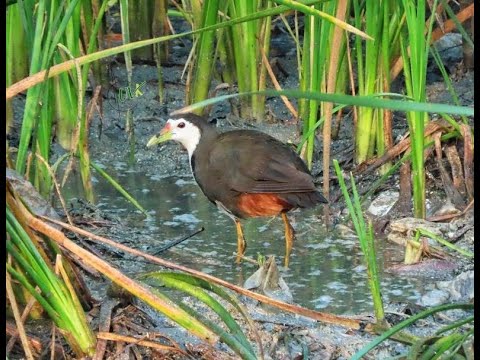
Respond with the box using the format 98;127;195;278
367;190;399;216
418;271;474;307
419;289;450;307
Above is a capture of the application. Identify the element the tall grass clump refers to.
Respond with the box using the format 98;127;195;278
6;200;96;357
186;0;221;115
353;0;401;169
399;0;437;218
14;0;80;194
227;1;272;121
9;0;109;201
6;2;29;134
186;0;275;121
298;1;348;169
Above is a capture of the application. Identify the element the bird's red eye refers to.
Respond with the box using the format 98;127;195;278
178;122;186;128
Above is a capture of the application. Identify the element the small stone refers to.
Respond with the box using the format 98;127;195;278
434;200;460;217
335;224;357;239
172;213;201;223
419;289;450;307
433;33;463;63
367;190;399;216
436;271;474;302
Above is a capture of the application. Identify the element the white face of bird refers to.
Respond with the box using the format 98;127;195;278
146;118;201;159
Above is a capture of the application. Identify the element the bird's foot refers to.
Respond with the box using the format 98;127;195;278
235;240;247;264
282;213;296;268
235;219;247;264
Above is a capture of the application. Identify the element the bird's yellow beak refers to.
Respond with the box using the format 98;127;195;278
147;123;172;147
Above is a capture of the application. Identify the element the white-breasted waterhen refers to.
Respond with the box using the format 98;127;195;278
147;113;327;267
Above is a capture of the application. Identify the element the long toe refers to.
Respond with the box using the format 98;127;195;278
235;220;247;264
282;213;295;267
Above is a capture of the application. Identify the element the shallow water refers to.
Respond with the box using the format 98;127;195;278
63;160;425;315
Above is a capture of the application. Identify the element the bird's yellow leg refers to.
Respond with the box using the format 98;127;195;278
281;212;295;267
234;219;247;263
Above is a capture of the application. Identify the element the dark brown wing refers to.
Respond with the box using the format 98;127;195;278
208;130;317;194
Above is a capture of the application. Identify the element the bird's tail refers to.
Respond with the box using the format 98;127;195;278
282;191;328;209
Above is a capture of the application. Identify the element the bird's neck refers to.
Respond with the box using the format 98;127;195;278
188;126;218;168
188;128;217;193
184;139;200;160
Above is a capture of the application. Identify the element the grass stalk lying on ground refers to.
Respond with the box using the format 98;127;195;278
9;189;253;358
41;213;425;345
40;215;377;330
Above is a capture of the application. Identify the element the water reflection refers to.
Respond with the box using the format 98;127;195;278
62;162;424;315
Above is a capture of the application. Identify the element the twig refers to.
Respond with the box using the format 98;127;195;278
97;332;192;358
33;153;74;225
258;43;298;119
426;199;474;222
6;292;38;353
6;322;45;356
154;227;205;255
6;271;35;360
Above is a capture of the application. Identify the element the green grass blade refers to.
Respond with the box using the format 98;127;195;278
351;303;473;360
417;228;474;258
333;160;384;322
142;272;255;356
147;285;257;360
189;0;220;112
332;161;361;236
90;161;148;216
440;0;474;49
175;89;474;117
6;263;62;323
434;315;474;336
273;0;373;40
430;45;469;126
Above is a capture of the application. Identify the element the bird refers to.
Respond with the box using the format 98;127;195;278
147;113;327;267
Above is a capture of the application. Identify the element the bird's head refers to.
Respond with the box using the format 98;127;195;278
147;114;211;157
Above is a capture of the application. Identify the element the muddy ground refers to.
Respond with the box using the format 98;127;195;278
7;15;475;360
